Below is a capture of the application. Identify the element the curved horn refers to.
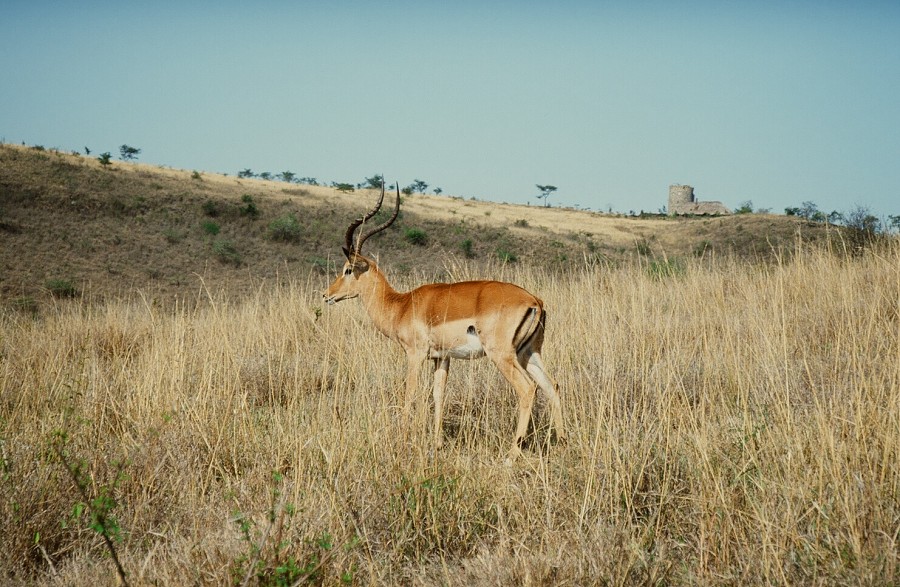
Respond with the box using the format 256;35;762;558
355;183;400;252
344;181;386;253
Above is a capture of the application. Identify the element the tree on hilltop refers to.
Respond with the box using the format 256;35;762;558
536;184;557;207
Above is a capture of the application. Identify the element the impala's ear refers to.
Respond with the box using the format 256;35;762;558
350;255;370;274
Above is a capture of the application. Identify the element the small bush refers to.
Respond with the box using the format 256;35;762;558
269;214;302;242
202;200;219;217
735;200;754;214
693;240;712;257
201;221;220;235
460;239;475;259
97;152;112;166
212;239;241;266
404;228;427;246
163;228;184;244
191;170;202;180
496;248;517;263
635;238;652;256
240;194;259;219
46;279;78;298
514;218;529;228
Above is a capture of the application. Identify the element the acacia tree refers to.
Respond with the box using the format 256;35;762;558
362;174;384;189
119;145;141;161
536;184;557;207
409;179;429;194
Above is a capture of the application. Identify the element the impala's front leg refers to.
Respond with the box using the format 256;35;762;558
431;357;450;449
401;351;423;440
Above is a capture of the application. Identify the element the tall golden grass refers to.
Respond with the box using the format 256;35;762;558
1;242;898;585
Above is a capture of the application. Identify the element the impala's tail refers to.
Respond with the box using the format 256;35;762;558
514;304;546;356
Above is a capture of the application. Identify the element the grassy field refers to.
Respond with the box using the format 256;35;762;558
1;142;838;306
1;239;898;585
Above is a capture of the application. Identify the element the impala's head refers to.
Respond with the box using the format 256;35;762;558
323;182;400;305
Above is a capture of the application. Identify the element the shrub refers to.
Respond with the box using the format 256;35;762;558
163;228;183;244
202;200;219;217
735;200;754;214
404;228;427;246
460;239;475;259
496;248;517;263
693;240;712;257
514;219;529;228
97;152;112;166
240;194;259;219
46;279;78;298
635;238;652;256
269;214;302;242
212;239;241;265
201;221;220;235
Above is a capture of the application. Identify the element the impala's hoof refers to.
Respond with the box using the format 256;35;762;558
505;446;522;466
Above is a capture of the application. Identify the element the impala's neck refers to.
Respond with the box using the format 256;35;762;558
357;264;407;339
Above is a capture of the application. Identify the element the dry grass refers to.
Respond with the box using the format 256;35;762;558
2;143;837;307
1;242;899;585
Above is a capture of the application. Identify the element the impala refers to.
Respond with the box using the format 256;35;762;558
323;184;565;463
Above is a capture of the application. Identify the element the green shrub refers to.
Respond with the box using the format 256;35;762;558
635;238;652;256
162;228;183;244
201;221;220;235
404;228;427;246
269;214;302;242
46;279;78;298
693;240;712;257
202;200;219;217
460;239;475;259
212;239;241;265
240;194;259;219
496;248;517;263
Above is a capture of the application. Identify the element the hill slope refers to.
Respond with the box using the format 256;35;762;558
1;143;836;305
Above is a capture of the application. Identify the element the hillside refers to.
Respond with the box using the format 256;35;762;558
1;143;838;306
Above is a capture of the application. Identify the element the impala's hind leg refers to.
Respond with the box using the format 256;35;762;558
431;357;450;449
524;352;566;443
489;351;538;464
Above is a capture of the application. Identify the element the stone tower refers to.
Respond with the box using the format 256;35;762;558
668;185;695;212
668;184;730;215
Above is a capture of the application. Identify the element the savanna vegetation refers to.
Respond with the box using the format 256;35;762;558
1;241;898;585
1;142;898;584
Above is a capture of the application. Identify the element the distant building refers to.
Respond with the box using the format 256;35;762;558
668;185;731;215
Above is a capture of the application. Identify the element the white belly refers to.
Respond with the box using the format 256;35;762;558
430;327;485;360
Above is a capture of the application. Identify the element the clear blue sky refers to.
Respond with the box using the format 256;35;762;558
3;1;899;218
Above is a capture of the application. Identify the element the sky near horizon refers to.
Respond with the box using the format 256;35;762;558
2;1;899;218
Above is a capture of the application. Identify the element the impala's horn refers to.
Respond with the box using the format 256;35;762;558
343;180;386;257
342;181;400;257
